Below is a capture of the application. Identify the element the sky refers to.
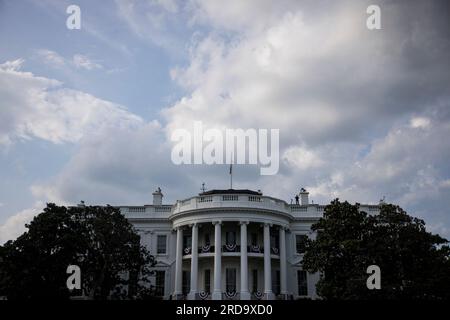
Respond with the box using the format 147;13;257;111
1;0;450;243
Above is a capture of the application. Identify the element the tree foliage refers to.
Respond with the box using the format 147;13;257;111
303;199;450;300
0;204;156;300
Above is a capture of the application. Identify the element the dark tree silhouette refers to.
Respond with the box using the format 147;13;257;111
0;204;156;300
302;199;450;300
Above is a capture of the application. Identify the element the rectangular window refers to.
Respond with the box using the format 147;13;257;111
157;235;167;254
252;269;258;293
297;270;308;296
183;234;192;250
182;270;190;295
226;231;236;245
272;270;280;295
226;268;237;292
270;231;279;249
251;233;258;246
296;235;308;254
155;270;165;296
204;233;210;246
204;269;211;293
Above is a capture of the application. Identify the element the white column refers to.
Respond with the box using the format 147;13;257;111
279;227;288;298
174;227;183;298
212;221;222;300
188;223;198;300
240;221;250;300
263;223;275;299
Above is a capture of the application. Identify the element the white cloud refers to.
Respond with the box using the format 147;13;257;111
188;0;300;33
164;1;449;150
410;117;431;129
37;49;104;71
0;58;26;72
161;0;450;238
440;179;450;188
0;202;44;245
0;59;141;146
72;54;103;70
28;119;196;208
37;49;66;68
115;0;186;53
283;146;325;170
2;0;450;243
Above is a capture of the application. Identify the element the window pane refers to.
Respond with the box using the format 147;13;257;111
297;270;308;296
204;269;211;293
252;269;258;293
296;235;307;254
183;235;192;249
182;271;190;295
157;235;167;254
226;232;236;245
271;233;280;249
272;270;280;295
155;271;165;296
226;268;236;292
251;233;258;246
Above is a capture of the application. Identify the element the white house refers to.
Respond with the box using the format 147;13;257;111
120;188;380;300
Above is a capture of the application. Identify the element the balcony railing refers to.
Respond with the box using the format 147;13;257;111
172;194;326;218
181;245;281;256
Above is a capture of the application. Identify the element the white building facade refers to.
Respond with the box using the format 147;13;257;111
120;188;379;300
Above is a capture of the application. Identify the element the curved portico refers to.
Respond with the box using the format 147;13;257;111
170;189;291;300
122;187;377;300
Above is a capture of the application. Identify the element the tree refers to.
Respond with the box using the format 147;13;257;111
302;199;450;300
0;203;156;300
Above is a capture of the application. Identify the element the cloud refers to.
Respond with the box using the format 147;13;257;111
37;49;104;71
165;1;450;150
37;49;66;68
24;1;450;243
188;0;300;32
114;0;192;54
348;113;450;205
161;0;450;238
0;202;43;245
0;59;141;146
27;117;206;212
72;54;103;70
283;146;325;170
2;0;450;243
410;117;431;129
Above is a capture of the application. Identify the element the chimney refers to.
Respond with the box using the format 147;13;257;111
152;187;163;205
300;188;309;205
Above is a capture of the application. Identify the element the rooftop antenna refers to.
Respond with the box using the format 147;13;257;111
201;182;206;193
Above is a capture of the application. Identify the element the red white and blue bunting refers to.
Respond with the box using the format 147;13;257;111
199;291;209;300
224;291;237;299
254;291;263;300
225;243;237;252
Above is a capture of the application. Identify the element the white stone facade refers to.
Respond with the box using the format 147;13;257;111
121;188;380;300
